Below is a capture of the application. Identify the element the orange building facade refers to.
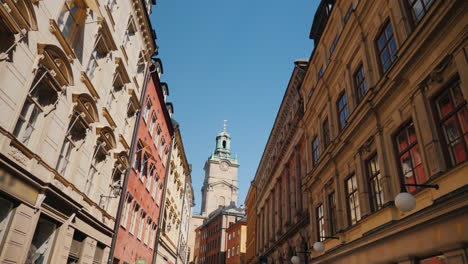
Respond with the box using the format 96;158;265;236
244;186;256;264
225;219;246;264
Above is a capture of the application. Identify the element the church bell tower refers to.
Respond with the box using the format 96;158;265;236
200;122;239;216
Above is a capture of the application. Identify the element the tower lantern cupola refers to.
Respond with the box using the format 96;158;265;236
214;120;231;157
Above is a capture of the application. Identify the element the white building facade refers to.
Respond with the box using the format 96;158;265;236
156;122;193;264
0;0;156;263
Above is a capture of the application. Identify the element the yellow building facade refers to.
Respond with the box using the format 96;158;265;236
300;0;468;263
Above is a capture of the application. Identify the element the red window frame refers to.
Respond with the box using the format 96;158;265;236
395;121;427;192
434;79;468;167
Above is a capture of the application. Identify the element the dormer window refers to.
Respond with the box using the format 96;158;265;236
161;83;169;102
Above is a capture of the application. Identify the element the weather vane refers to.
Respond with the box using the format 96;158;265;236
223;120;227;132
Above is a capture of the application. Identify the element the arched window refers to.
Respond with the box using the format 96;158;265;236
13;45;73;145
0;0;37;60
56;94;98;176
84;126;116;195
222;140;226;149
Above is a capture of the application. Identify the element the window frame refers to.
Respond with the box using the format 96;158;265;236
404;0;435;27
354;63;367;103
345;174;361;226
366;154;384;212
316;204;325;242
337;91;349;131
375;20;398;74
394;120;427;193
312;136;320;166
432;78;468;168
322;118;330;149
328;192;337;235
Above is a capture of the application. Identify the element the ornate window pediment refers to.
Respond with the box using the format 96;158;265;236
38;44;74;87
72;93;99;124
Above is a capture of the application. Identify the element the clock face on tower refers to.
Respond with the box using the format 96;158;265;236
219;161;229;171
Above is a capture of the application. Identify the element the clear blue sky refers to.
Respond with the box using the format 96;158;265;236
151;0;319;213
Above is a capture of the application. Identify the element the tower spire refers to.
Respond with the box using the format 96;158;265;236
223;120;227;132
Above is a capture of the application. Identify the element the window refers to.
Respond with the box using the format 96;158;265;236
316;204;325;241
163;147;169;165
56;137;73;175
344;3;353;22
228;233;231;240
337;92;349;131
154;126;162;147
140;154;149;179
13;69;62;145
57;0;88;60
376;21;397;73
329;35;339;56
68;231;85;263
312;136;320;166
354;64;367;103
227;249;230;258
133;142;143;170
395;122;426;192
144;218;151;245
26;216;57;264
328;192;337;235
0;197;14;247
152;174;159;199
367;154;384;212
407;0;434;24
419;254;448;264
345;174;361;225
318;66;324;79
159;138;166;157
144;98;151;123
146;164;154;190
85;138;111;195
129;203;139;234
323;118;330;148
149;113;156;135
121;194;132;228
93;243;105;264
435;80;468;166
149;223;157;249
86;33;110;80
123;17;136;49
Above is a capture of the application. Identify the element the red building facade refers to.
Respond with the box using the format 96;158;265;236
113;61;174;264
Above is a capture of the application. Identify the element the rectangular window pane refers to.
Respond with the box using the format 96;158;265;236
27;216;58;264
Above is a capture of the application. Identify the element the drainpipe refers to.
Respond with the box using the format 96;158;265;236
152;124;177;264
107;62;152;264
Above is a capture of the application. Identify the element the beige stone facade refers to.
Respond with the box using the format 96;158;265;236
300;0;468;263
157;124;193;264
0;0;156;263
252;60;311;264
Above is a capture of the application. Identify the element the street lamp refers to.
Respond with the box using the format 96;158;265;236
290;236;339;263
291;256;301;264
394;184;439;212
